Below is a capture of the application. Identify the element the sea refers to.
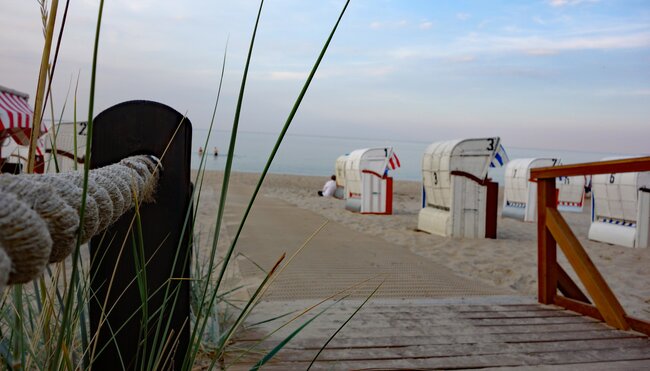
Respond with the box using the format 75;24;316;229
191;129;630;185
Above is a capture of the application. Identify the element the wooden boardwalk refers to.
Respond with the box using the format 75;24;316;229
230;298;650;370
220;183;650;370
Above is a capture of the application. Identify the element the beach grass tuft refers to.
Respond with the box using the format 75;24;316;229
0;0;364;369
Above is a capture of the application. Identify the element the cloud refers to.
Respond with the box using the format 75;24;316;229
456;13;471;21
524;49;559;56
459;31;650;56
419;21;433;30
524;33;650;53
595;89;650;97
369;20;409;30
533;17;546;26
265;65;395;81
388;47;427;60
365;66;395;76
386;29;650;62
548;0;598;7
534;14;573;26
448;55;476;63
268;71;308;81
114;0;156;13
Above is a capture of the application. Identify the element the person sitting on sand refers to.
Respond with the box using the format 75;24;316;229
318;175;337;197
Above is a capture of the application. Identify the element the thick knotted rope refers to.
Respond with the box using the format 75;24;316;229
0;155;160;290
0;192;52;285
0;176;79;263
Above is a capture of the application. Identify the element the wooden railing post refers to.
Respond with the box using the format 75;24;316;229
537;178;557;304
531;157;650;335
89;101;192;370
546;209;630;330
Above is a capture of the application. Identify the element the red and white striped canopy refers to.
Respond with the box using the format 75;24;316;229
0;86;47;146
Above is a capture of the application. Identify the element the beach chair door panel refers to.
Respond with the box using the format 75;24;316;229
451;176;486;238
361;172;386;214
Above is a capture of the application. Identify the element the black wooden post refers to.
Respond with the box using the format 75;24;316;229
89;100;192;370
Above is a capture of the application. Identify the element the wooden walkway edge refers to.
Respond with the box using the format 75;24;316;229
227;298;650;370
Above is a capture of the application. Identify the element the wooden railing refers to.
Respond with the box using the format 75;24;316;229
530;156;650;336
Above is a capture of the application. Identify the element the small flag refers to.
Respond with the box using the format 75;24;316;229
387;151;401;170
489;144;509;168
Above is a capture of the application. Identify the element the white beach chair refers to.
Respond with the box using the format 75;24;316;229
344;147;400;214
588;162;650;248
502;158;586;222
334;154;347;199
418;137;506;238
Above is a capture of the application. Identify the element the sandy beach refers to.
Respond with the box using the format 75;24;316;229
194;170;650;321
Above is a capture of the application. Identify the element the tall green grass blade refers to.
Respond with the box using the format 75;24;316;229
215;253;285;355
245;310;297;328
227;275;380;366
131;201;149;371
45;71;73;173
55;0;104;368
0;337;13;369
150;39;230;371
76;275;90;369
12;286;25;369
185;1;266;367
215;0;350;302
39;0;70;174
248;296;350;371
73;71;80;170
38;0;70;127
236;252;267;274
307;280;385;369
45;266;64;307
195;1;350;365
88;279;183;364
31;280;42;314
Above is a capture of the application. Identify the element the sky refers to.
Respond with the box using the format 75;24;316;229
1;0;649;154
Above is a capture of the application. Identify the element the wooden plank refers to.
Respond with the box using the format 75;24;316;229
235;330;642;349
262;309;578;322
538;178;557;304
458;310;578;319
468;316;597;326
244;307;583;329
557;263;591;303
232;346;650;370
242;313;598;333
530;156;650;180
552;360;650;370
304;304;549;314
235;322;614;342
246;338;650;363
546;208;629;330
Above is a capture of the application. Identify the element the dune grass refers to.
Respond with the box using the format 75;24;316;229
0;1;372;370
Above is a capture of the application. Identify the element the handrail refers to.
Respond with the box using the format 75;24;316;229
534;156;650;336
531;156;650;180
